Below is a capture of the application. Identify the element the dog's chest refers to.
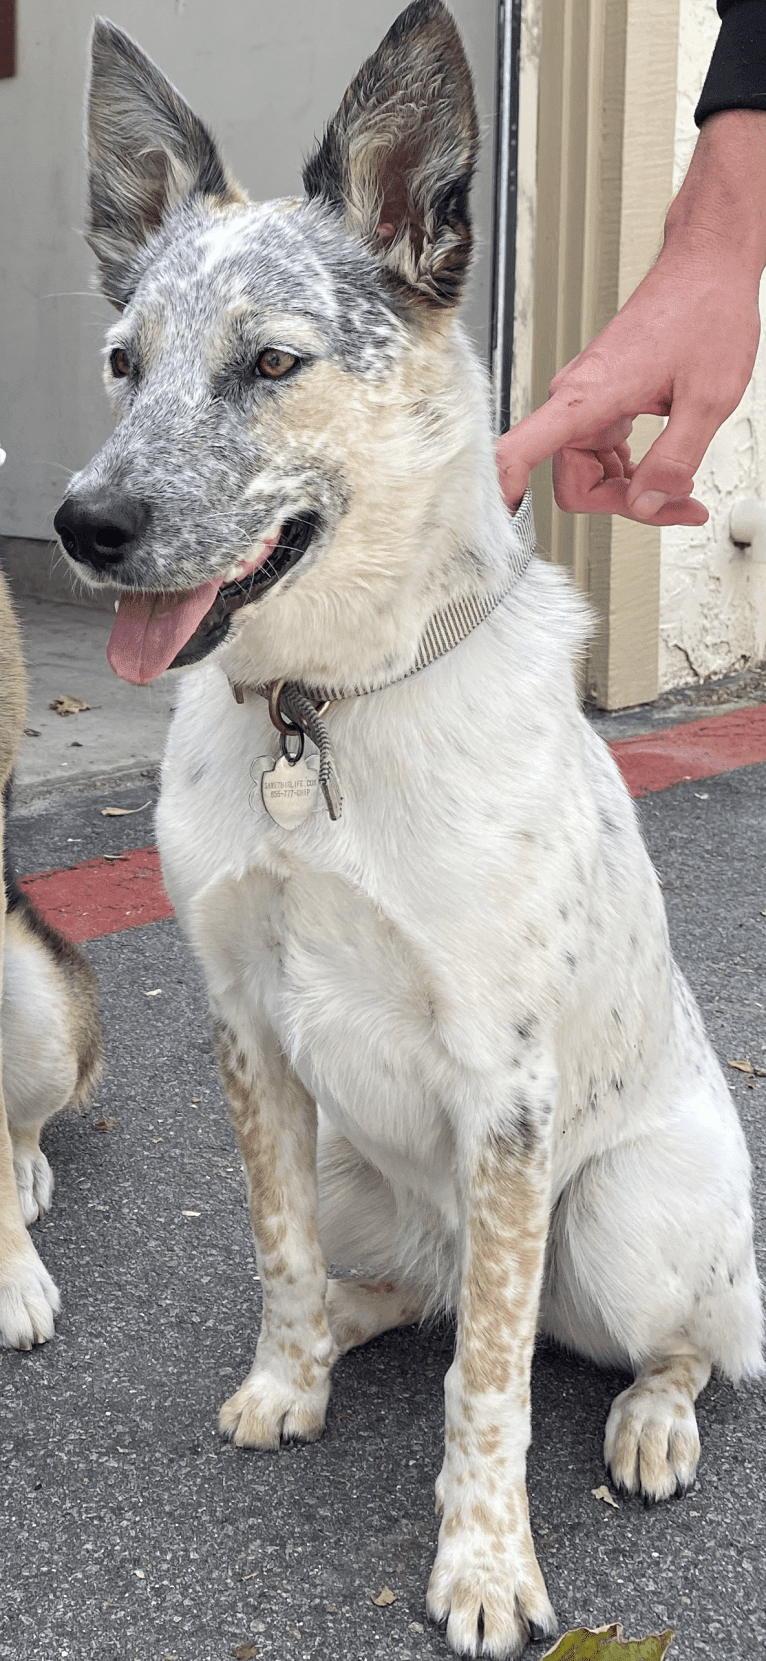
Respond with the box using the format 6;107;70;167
203;848;461;1174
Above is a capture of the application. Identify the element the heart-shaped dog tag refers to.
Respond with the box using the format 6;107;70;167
257;752;320;829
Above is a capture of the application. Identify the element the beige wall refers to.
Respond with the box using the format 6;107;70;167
516;0;766;703
0;0;497;542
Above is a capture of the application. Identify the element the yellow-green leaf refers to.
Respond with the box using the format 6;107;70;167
542;1624;673;1661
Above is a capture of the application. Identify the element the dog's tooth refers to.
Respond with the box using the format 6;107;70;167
114;599;120;613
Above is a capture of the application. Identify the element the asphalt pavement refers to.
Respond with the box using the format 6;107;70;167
0;593;764;1661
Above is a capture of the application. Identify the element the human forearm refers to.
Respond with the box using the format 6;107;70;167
664;108;766;281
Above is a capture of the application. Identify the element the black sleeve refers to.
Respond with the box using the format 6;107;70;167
695;0;766;124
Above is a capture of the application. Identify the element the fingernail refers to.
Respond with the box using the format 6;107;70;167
631;491;668;517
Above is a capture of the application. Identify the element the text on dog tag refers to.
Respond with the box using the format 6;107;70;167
255;752;320;829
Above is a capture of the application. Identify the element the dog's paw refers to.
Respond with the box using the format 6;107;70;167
14;1147;55;1225
0;1237;60;1349
604;1377;701;1501
219;1364;331;1450
426;1524;556;1658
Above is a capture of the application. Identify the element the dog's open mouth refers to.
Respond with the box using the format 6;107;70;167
106;514;317;685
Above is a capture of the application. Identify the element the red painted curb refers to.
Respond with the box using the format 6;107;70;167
16;703;766;942
608;703;766;798
19;845;174;942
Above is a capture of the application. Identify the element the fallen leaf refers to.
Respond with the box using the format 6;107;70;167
50;694;90;716
93;1117;119;1133
727;1057;765;1086
181;1210;201;1218
542;1624;673;1660
591;1485;620;1509
232;1647;258;1660
371;1586;396;1607
144;989;162;997
100;801;150;817
23;727;40;737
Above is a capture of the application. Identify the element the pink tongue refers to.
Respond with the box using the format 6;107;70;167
107;580;223;684
106;544;277;685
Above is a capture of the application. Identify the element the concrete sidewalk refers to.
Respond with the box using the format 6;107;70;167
11;596;177;808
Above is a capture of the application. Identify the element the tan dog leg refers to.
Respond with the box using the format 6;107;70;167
0;822;60;1348
427;1121;557;1659
213;1017;335;1448
0;1110;60;1348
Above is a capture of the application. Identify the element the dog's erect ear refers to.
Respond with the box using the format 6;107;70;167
86;18;243;309
302;0;478;308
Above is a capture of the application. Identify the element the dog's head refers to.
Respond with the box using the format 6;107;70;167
55;3;488;689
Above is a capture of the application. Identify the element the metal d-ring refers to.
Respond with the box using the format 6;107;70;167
267;678;301;736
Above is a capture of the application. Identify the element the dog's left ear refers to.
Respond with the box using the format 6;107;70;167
303;0;478;308
86;17;244;309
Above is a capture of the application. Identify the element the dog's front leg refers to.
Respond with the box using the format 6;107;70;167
212;1016;334;1449
427;1098;557;1659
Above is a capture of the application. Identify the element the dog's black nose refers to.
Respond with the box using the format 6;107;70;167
54;493;151;572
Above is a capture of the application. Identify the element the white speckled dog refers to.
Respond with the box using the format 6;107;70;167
55;5;762;1654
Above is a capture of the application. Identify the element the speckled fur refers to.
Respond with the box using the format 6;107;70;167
62;6;762;1655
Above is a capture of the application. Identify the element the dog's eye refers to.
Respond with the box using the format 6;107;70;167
109;347;132;379
257;348;297;380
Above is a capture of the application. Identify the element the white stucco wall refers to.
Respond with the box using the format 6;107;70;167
658;0;766;688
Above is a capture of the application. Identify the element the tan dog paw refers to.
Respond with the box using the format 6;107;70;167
0;1237;60;1349
604;1351;709;1500
219;1364;331;1449
13;1147;55;1226
426;1520;556;1658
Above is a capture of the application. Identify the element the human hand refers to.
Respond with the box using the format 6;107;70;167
497;110;766;527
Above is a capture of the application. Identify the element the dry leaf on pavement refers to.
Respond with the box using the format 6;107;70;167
542;1623;673;1660
591;1485;620;1509
371;1586;396;1606
50;694;90;715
